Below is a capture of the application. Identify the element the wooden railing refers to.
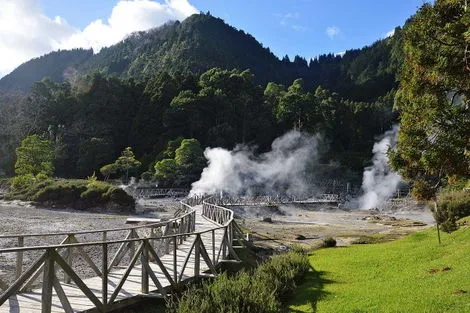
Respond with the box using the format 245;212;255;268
0;197;242;312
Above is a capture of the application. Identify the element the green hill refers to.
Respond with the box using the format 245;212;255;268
0;14;403;102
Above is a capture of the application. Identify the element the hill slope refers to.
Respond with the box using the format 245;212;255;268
0;14;403;101
0;49;92;91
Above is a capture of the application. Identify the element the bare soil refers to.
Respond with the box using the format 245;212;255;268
234;200;434;250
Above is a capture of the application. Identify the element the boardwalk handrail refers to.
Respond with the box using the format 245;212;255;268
0;196;243;313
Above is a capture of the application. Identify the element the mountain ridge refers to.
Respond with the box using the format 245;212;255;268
0;13;402;102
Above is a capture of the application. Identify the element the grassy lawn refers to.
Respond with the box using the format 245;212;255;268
287;227;470;313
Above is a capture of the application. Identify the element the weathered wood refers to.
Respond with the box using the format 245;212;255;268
0;251;47;305
0;198;243;313
109;242;144;304
52;276;73;313
141;241;149;294
41;250;54;313
52;249;104;311
102;242;108;310
16;236;24;279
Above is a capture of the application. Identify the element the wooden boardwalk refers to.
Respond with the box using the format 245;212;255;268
0;199;242;312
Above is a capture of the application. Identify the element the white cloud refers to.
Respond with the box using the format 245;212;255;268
0;0;198;78
385;29;395;38
274;12;307;31
326;26;340;39
291;24;308;32
335;51;345;57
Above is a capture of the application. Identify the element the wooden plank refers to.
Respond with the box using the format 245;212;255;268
52;276;73;313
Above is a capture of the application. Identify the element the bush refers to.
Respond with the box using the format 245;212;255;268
323;237;337;247
5;177;134;211
168;249;309;313
33;180;87;203
435;190;470;232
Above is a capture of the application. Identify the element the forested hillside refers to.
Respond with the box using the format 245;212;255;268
0;14;402;102
0;49;92;91
0;13;403;185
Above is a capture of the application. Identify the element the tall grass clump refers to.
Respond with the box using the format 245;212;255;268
168;248;309;313
435;190;470;232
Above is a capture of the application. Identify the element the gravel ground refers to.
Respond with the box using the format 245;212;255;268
235;199;434;250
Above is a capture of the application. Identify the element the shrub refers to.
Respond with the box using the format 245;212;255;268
103;186;134;206
11;174;35;190
323;237;337;247
33;180;87;203
168;249;309;313
435;190;470;232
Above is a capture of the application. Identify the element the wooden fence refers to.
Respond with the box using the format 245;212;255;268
0;196;242;312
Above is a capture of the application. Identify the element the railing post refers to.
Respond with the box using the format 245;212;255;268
211;229;216;265
102;242;108;311
173;238;177;283
141;240;149;294
65;234;73;283
129;229;136;258
16;236;24;279
42;249;54;313
194;234;200;277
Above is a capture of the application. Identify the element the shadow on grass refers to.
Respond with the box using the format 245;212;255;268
284;266;334;313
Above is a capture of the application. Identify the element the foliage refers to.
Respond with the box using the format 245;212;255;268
434;190;470;232
154;138;205;187
391;0;470;200
0;49;92;91
100;147;141;181
0;13;404;181
115;147;142;181
15;135;55;177
6;178;134;210
169;249;309;313
288;227;470;313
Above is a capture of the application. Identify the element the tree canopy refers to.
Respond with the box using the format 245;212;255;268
15;135;54;177
390;0;470;198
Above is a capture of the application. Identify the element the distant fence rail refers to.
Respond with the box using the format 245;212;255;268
132;188;189;199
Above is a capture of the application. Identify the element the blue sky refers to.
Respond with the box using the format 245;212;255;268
38;0;424;59
1;0;426;78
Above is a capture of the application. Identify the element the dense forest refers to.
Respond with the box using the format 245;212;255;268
0;13;403;186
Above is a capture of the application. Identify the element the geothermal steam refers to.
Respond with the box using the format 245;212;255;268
190;131;321;196
357;125;401;209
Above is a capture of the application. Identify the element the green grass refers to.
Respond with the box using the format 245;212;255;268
287;227;470;313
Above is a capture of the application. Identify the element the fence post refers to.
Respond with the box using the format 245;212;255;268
102;242;108;310
16;236;24;279
65;234;73;283
194;234;200;277
173;238;178;283
141;240;149;294
42;249;54;313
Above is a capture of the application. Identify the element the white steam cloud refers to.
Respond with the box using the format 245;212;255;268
357;125;401;209
190;131;321;197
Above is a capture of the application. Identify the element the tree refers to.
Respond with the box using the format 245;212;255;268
154;138;205;187
115;147;142;182
15;135;54;177
390;0;470;199
100;163;119;181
